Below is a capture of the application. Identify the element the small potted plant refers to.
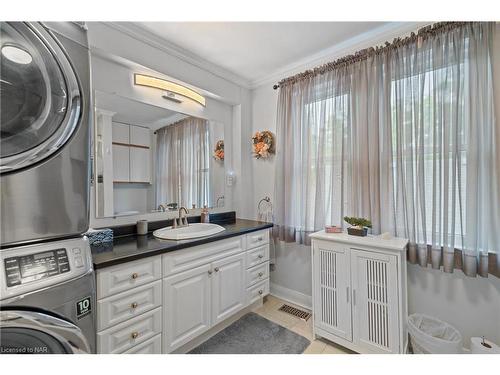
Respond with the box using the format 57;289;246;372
344;216;372;237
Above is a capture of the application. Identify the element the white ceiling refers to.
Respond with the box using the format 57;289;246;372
136;22;389;84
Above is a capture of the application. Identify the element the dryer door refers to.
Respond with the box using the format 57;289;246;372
0;22;81;173
0;309;90;354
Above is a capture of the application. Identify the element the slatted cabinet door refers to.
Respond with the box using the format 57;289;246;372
313;241;352;341
350;249;399;353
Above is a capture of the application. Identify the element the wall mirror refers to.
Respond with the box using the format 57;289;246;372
94;90;225;218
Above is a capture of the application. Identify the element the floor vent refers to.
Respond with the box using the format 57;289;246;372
278;304;312;321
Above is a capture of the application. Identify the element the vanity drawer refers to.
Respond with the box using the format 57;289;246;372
97;280;162;331
246;244;269;269
163;236;244;277
246;229;269;249
247;279;270;305
97;256;161;298
97;307;162;354
246;261;269;287
123;334;161;354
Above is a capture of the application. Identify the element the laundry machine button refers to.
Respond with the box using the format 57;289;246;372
72;248;81;255
74;256;84;268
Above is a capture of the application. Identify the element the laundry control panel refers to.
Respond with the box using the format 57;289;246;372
0;237;92;300
4;249;71;287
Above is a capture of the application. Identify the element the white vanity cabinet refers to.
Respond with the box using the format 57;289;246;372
95;228;271;354
163;263;213;351
211;252;247;325
96;256;162;354
311;231;408;354
163;251;247;352
162;230;270;353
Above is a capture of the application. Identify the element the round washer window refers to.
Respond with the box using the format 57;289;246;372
0;22;81;172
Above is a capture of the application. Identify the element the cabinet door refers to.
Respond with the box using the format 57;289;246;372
130;147;150;183
112;122;129;144
313;240;352;341
350;249;399;353
163;264;211;353
211;252;246;325
112;144;130;182
130;125;150;147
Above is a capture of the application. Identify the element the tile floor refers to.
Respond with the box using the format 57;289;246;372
252;295;355;354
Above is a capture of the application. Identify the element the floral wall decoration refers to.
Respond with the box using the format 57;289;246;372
252;130;275;159
213;140;224;161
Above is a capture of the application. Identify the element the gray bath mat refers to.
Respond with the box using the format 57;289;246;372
188;312;310;354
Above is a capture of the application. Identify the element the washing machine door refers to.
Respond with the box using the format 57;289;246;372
0;309;90;354
0;22;81;173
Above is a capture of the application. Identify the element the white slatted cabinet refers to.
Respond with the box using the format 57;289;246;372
311;232;408;354
351;249;399;353
313;241;352;341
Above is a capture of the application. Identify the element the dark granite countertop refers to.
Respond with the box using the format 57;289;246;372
91;218;273;269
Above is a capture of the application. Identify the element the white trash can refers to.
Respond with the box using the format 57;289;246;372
407;313;463;354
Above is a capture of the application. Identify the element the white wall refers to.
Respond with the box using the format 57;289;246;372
408;264;500;348
208;121;226;207
250;24;500;347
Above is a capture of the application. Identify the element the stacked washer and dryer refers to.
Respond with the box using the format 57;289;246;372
0;22;96;353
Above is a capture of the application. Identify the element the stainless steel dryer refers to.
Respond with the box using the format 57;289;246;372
0;22;91;247
0;237;96;353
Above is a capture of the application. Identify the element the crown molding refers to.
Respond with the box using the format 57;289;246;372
101;22;253;90
97;21;432;92
249;22;431;89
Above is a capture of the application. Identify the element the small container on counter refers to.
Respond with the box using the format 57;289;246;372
136;220;148;235
325;225;342;233
201;206;210;223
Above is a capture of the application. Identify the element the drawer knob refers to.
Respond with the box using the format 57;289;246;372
131;273;139;279
208;270;213;275
258;290;263;295
214;267;219;272
131;302;138;309
257;237;263;241
258;254;264;259
131;332;139;339
258;272;263;277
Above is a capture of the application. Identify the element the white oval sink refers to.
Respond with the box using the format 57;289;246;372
153;223;225;240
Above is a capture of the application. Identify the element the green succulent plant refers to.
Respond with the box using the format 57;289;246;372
344;216;372;228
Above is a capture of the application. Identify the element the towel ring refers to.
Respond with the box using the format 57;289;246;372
258;196;272;212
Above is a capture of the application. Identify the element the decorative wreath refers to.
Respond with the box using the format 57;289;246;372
252;130;275;159
213;140;224;161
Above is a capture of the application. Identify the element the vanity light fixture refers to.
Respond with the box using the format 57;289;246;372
134;74;206;107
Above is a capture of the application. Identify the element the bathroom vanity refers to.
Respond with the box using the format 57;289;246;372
91;218;272;354
310;231;408;354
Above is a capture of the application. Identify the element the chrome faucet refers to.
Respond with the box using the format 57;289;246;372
158;204;167;212
172;207;189;228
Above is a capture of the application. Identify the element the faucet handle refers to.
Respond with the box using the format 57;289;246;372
172;218;178;228
183;217;189;226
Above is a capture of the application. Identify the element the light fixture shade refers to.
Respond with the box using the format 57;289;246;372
134;74;206;106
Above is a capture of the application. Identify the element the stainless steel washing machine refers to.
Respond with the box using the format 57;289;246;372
0;237;96;353
0;22;91;247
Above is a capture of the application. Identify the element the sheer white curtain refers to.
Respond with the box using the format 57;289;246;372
156;117;210;209
274;22;499;277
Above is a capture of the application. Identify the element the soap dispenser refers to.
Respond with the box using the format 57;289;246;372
201;205;210;223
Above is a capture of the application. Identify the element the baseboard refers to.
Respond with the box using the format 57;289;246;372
270;282;312;310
